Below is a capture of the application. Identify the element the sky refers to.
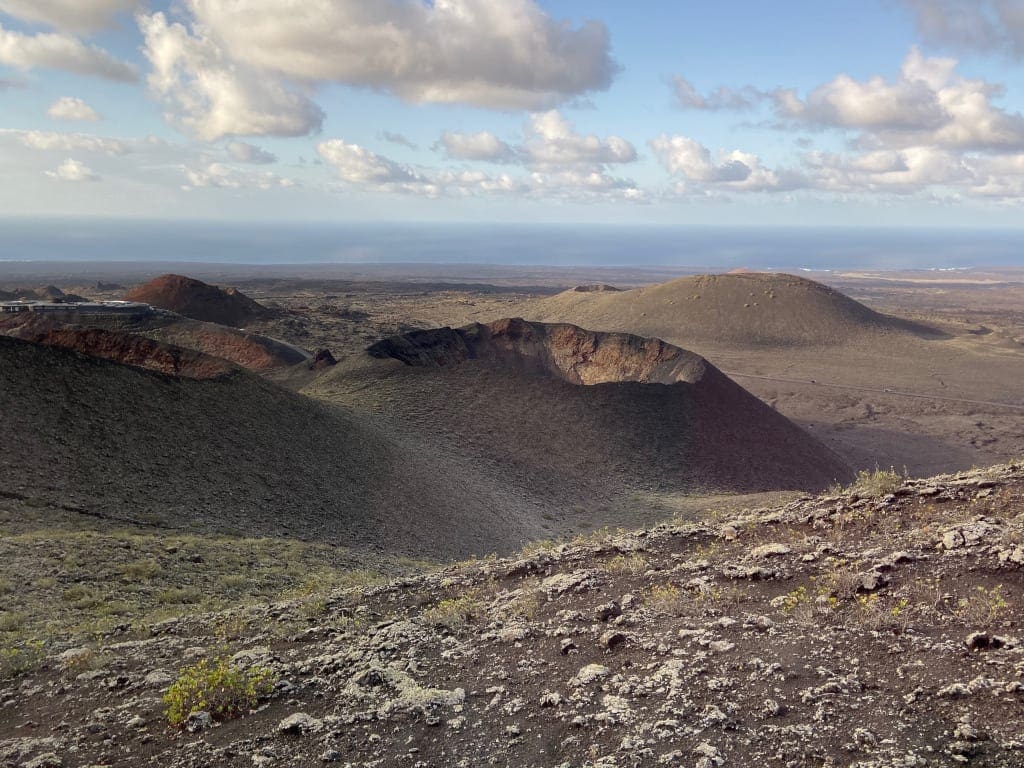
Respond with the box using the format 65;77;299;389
2;0;1024;226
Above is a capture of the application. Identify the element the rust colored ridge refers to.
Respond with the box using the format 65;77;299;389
368;317;710;385
124;273;268;326
0;315;235;379
148;320;310;371
527;272;943;347
572;283;622;292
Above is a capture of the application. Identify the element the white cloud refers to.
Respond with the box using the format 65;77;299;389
0;23;136;81
527;168;645;200
318;136;642;201
0;0;138;34
184;0;616;110
900;0;1024;58
182;162;296;190
804;146;971;195
48;96;100;122
138;11;324;141
777;48;1024;151
136;2;616;141
313;137;421;187
672;76;766;111
317;111;642;201
796;146;1024;201
523;111;636;168
436;130;515;162
225;141;276;164
649;134;792;193
17;129;128;155
45;157;97;181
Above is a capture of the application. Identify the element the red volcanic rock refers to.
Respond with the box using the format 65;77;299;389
309;349;338;370
0;316;234;379
151;321;309;371
124;274;268;326
572;284;622;293
368;317;708;385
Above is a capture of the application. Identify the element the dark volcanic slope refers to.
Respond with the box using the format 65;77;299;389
311;319;851;498
525;272;939;347
0;336;554;559
124;274;268;327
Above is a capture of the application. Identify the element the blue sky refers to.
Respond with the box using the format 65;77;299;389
2;0;1024;226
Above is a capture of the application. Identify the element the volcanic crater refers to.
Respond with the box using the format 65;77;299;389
322;318;853;498
367;317;709;386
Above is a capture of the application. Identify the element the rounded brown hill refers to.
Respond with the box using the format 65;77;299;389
312;318;851;499
524;272;939;347
124;273;268;327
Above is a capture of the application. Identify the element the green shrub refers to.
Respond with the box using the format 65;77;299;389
164;656;276;726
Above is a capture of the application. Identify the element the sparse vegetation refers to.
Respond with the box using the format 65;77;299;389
0;515;429;644
423;591;483;629
950;584;1010;628
832;466;904;498
0;611;28;632
504;588;543;620
0;639;45;680
156;586;203;605
854;594;912;633
645;583;688;615
164;656;276;726
603;553;649;575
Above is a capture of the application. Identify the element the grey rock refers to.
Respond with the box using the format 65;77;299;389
184;711;214;733
278;712;322;735
569;664;610;687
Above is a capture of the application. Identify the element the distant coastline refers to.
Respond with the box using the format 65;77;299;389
0;219;1022;271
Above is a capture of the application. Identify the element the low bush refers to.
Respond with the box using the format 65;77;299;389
164;656;276;726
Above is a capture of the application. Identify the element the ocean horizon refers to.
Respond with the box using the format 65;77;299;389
0;219;1022;271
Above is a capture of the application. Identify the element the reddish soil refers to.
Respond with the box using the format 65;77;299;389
147;319;309;371
0;315;235;379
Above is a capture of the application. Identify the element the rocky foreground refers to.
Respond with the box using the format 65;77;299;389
2;465;1024;768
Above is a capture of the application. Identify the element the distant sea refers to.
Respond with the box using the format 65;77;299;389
1;220;1022;270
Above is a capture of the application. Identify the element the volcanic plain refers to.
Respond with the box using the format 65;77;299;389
2;263;1024;767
